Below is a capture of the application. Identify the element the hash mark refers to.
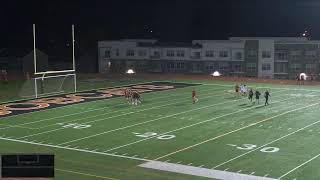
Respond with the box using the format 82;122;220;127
227;144;237;147
237;170;242;173
264;174;269;177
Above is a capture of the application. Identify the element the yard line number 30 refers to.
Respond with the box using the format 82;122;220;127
229;144;280;153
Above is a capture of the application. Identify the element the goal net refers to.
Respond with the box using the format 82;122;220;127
19;72;76;98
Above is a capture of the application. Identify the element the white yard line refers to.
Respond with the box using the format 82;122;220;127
56;91;273;146
17;91;235;140
0;85;219;130
154;102;319;161
37;87;227;129
0;137;151;162
103;95;296;153
213;103;320;168
278;153;320;179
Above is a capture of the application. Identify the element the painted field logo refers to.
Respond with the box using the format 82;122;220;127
0;82;199;119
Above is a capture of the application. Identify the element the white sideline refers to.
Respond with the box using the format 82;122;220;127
17;90;235;140
103;95;297;153
214;106;320;168
0;136;151;162
139;161;277;180
154;102;319;160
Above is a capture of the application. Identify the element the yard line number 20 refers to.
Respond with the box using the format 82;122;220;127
133;132;175;140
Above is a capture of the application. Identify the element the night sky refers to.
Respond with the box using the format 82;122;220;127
1;0;320;50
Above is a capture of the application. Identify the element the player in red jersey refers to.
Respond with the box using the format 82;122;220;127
124;88;129;102
192;88;198;104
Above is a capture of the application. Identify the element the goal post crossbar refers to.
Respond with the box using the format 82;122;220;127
34;73;76;80
34;69;75;76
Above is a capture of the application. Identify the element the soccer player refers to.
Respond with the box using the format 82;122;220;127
248;89;254;102
192;89;198;104
128;88;133;104
264;90;271;106
132;91;141;105
255;90;261;104
235;84;240;94
1;69;8;85
296;74;300;85
124;88;129;102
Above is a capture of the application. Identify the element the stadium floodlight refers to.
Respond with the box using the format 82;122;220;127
300;73;307;80
126;69;135;75
211;71;222;77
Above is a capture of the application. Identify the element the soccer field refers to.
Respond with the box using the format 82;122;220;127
1;80;320;180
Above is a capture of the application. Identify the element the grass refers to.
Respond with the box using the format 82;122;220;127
1;79;320;179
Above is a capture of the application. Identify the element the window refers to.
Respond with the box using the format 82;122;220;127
205;50;214;57
167;63;175;69
115;49;120;56
246;63;256;72
176;62;185;69
262;51;271;58
154;51;160;56
262;63;271;71
219;50;229;57
290;50;301;60
291;63;301;72
275;63;288;73
306;64;316;73
235;52;242;60
218;62;228;71
104;50;111;58
177;50;185;57
126;49;135;56
138;50;147;57
206;65;214;70
275;51;287;60
305;51;317;58
247;50;257;58
167;50;175;57
193;52;201;58
233;64;242;72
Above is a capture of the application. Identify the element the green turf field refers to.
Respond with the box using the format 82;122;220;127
1;80;320;180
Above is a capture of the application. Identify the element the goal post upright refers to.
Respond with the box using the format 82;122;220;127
32;24;77;98
72;24;77;92
33;24;38;98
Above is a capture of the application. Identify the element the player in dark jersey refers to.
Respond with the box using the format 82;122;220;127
192;89;198;104
264;90;271;106
296;74;300;85
255;90;261;104
248;89;254;102
132;91;141;105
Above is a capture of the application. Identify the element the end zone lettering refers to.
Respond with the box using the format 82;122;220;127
0;82;198;119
